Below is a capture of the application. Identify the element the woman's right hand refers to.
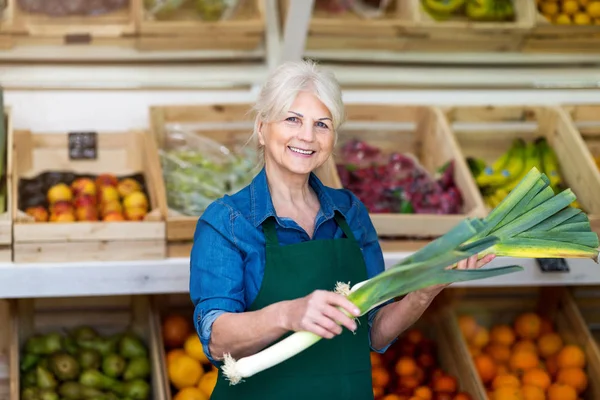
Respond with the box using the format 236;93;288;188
281;290;361;339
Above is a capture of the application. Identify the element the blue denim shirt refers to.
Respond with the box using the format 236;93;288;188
189;167;394;365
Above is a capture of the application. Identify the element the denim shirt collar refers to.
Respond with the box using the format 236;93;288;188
250;167;342;228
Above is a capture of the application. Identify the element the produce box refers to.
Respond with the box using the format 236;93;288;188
0;106;13;263
1;0;137;48
149;103;340;258
11;129;166;263
445;105;600;235
371;303;483;400
7;295;165;400
151;293;216;400
571;286;600;346
400;0;536;53
278;0;413;53
329;104;486;243
137;0;265;52
445;287;600;400
523;2;600;54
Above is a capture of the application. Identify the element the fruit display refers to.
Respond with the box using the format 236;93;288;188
466;137;580;209
17;0;129;17
537;0;600;25
19;326;152;400
336;139;464;214
144;0;242;21
370;327;474;399
161;314;217;400
19;172;150;223
458;312;589;400
421;0;516;22
159;129;256;216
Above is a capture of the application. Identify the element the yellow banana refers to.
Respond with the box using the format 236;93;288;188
476;139;526;189
537;137;562;193
500;141;538;193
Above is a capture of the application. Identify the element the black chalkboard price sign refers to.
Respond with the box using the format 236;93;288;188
68;132;97;160
536;258;570;273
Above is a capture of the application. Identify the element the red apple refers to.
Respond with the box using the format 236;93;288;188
71;177;96;197
50;201;74;215
117;178;142;198
47;183;73;204
95;174;118;188
25;206;49;222
73;194;97;208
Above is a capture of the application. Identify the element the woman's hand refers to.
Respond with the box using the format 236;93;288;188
281;290;361;339
411;253;497;303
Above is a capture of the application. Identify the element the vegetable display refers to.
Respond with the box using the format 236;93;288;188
336;139;463;215
538;0;600;25
421;0;516;22
144;0;242;21
220;167;599;385
19;326;152;400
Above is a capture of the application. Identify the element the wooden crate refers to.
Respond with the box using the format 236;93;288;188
0;107;13;263
1;0;137;48
444;287;600;400
523;11;600;54
11;130;166;263
8;295;165;400
571;286;600;344
445;105;600;235
149;103;340;258
136;0;265;52
329;104;486;241
400;0;536;53
0;300;7;400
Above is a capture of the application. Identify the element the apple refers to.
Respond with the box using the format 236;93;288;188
117;178;142;198
73;194;97;209
50;212;75;223
97;186;120;205
47;183;73;204
125;207;147;221
71;177;96;197
50;201;74;216
103;211;125;221
25;206;49;222
101;200;123;217
95;173;118;188
123;191;148;211
75;206;99;221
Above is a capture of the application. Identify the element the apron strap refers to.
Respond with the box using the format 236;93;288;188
333;211;358;242
262;212;357;245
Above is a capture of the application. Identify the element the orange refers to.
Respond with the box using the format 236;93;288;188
514;313;542;340
382;395;402;400
487;344;512;365
556;345;586;369
545;354;559;377
492;386;524;400
458;315;479;342
521;385;545;400
168;354;204;390
539;317;554;335
490;325;516;347
395;356;418;377
406;329;425;345
372;366;390;388
509;351;540;374
399;375;420;391
163;314;192;349
198;370;218;397
473;354;497;384
522;368;551;391
491;373;520;390
373;386;384;398
513;340;537;354
468;345;481;357
556;367;588;393
432;374;457;393
496;364;509;375
547;383;577;400
173;387;209;400
413;386;432;400
167;349;187;364
453;393;473;400
537;333;563;359
184;334;210;365
370;352;383;368
471;327;490;349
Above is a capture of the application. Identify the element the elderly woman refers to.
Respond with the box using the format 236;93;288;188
189;60;494;399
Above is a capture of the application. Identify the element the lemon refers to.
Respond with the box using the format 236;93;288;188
587;1;600;17
169;354;204;390
173;387;209;400
554;13;573;23
563;0;581;14
574;11;593;23
184;334;210;365
542;2;560;15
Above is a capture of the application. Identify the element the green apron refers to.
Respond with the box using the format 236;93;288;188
210;211;374;399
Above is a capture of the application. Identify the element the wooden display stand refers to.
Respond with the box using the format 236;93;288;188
11;130;166;263
0;108;13;263
523;11;600;54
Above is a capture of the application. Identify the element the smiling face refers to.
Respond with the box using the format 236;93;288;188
258;90;335;179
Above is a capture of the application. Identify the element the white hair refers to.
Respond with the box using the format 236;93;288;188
249;59;345;164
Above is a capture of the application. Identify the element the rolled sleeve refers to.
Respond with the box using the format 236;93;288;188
189;201;246;366
353;196;397;354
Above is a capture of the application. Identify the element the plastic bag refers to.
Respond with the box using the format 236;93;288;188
159;126;257;216
145;0;242;21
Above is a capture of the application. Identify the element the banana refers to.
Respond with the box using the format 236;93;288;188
476;139;526;189
500;141;539;193
466;157;488;178
536;137;562;193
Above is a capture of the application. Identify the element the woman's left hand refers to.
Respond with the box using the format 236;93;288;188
412;253;496;303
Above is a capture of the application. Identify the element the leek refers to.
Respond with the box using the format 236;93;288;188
221;167;599;385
